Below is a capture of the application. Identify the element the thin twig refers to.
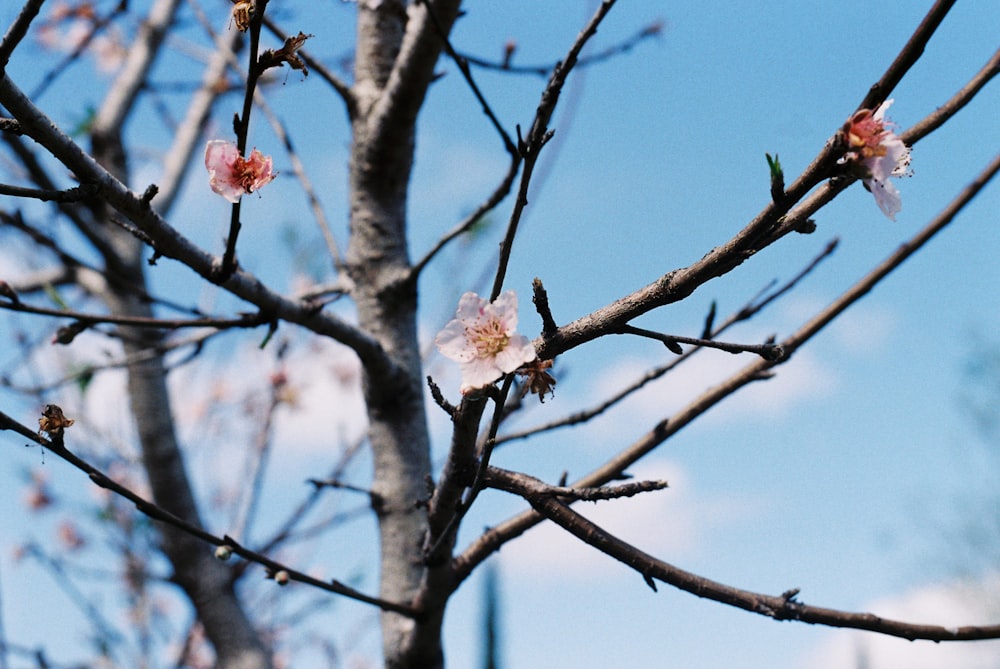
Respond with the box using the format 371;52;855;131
0;297;270;331
531;0;959;361
857;0;958;111
0;72;393;375
458;20;664;78
29;2;128;100
902;47;1000;146
0;182;99;202
616;325;783;361
0;0;47;73
255;90;344;271
218;0;271;281
410;155;521;279
495;239;837;446
490;0;619;302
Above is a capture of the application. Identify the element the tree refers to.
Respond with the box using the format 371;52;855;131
0;0;998;667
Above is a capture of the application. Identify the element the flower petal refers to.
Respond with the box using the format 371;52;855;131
866;177;902;221
435;320;476;362
493;334;536;373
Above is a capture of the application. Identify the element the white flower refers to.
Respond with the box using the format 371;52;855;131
841;99;912;221
435;291;536;394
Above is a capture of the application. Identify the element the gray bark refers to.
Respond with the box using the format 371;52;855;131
348;1;461;666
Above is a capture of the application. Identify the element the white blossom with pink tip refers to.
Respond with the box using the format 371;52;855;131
204;140;276;203
435;291;536;394
840;99;912;220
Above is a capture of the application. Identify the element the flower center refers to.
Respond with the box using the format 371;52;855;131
234;157;260;191
468;318;509;357
846;110;888;159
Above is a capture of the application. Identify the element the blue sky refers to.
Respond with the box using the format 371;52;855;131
1;1;999;668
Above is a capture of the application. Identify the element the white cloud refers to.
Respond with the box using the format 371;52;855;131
800;575;1000;669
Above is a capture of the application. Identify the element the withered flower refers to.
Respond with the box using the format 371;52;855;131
38;404;75;438
517;359;556;403
259;32;313;76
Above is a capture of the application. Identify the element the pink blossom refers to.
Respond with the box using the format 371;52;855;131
435;291;537;394
841;100;912;220
204;140;276;203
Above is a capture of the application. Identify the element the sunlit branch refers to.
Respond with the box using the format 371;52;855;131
0;116;20;133
455;154;1000;584
0;409;418;617
486;467;668;502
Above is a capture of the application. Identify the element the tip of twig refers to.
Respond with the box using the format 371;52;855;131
427;376;458;417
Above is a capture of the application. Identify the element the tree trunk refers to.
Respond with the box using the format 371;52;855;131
348;1;461;666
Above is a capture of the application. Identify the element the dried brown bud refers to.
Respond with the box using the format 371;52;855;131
38;404;75;438
230;0;255;32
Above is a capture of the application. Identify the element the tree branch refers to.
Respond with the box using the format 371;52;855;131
455;153;1000;585
0;408;417;617
490;0;620;301
530;0;963;362
495;239;838;447
0;0;46;73
0;72;395;378
485;466;668;502
525;485;1000;641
